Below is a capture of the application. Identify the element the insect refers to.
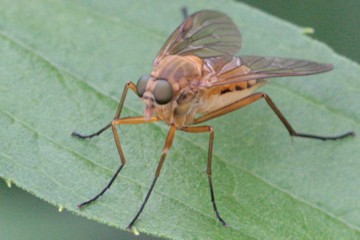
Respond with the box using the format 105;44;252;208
72;9;354;230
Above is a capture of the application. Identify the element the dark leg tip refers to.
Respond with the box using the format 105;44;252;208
71;124;112;139
71;131;83;138
347;131;355;137
78;201;89;209
71;131;96;139
181;6;188;19
219;218;227;227
333;131;355;140
293;130;355;141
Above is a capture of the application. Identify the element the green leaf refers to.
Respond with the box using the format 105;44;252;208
0;0;359;239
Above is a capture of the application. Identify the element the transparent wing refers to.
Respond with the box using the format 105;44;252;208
154;10;241;65
201;56;333;87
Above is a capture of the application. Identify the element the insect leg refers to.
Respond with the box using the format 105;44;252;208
182;125;227;226
71;82;138;139
127;125;177;230
78;116;160;208
194;92;354;140
181;7;188;19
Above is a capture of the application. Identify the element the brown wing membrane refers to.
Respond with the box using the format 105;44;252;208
154;10;241;65
202;56;333;87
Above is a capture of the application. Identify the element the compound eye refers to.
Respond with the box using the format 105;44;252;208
136;74;151;97
153;79;173;105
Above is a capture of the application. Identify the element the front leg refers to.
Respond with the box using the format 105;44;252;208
78;116;160;208
72;81;138;139
127;125;177;230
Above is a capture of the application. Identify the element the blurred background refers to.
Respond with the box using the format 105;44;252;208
1;1;359;239
240;0;360;63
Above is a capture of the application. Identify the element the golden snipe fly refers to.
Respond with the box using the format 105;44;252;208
72;9;354;230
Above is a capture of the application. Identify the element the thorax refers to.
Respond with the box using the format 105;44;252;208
151;55;203;128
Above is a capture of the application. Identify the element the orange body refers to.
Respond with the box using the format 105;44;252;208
149;55;262;128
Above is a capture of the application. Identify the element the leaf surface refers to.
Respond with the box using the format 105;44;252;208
0;0;359;239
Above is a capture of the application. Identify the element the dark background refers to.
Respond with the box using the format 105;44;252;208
1;1;358;239
240;0;360;63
